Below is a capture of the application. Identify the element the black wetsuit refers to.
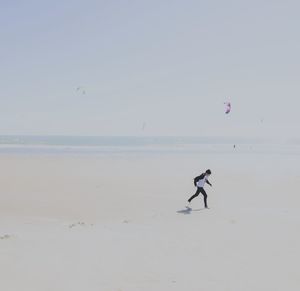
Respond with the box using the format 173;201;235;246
188;187;208;208
188;173;211;208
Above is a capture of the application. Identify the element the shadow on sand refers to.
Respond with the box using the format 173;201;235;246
176;207;206;215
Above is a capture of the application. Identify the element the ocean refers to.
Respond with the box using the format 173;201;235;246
0;135;298;155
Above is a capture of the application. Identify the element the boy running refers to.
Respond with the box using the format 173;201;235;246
187;169;212;208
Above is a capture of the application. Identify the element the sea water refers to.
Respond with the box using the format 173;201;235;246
0;135;299;155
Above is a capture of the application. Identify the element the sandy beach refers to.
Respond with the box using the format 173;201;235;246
2;0;300;289
0;147;299;291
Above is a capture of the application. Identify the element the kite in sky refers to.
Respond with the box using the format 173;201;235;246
142;122;146;131
76;86;86;95
224;102;231;114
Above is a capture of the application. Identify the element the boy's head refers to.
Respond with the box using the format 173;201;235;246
205;169;211;176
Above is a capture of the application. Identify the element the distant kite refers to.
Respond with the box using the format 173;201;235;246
142;122;146;131
76;86;86;95
224;102;231;114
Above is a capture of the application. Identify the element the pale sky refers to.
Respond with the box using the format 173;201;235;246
0;0;299;138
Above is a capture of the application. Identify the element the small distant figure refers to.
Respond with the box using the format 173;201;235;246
187;169;212;208
233;144;236;149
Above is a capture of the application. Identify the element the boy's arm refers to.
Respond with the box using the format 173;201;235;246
206;179;212;186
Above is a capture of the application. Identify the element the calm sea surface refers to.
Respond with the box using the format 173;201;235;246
0;135;298;155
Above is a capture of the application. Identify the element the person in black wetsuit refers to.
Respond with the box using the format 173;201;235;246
188;169;212;208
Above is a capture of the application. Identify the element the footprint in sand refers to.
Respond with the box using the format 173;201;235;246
0;234;12;240
69;222;94;228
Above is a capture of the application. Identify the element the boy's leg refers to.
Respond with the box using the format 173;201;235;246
188;188;200;203
199;188;208;208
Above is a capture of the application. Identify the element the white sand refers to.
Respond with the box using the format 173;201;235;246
0;149;300;291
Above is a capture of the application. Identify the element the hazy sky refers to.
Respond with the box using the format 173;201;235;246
1;0;299;138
